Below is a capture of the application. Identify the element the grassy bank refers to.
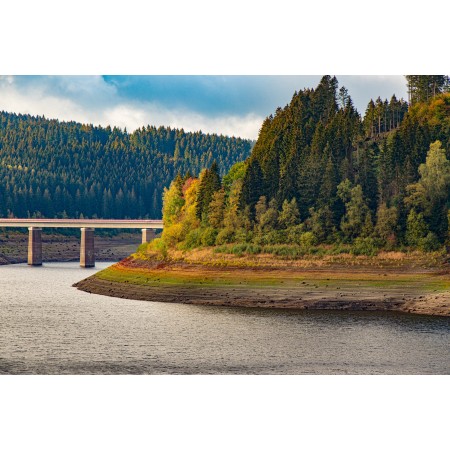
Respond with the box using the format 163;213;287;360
74;246;450;316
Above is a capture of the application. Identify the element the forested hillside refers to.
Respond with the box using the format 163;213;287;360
0;113;252;219
157;76;450;255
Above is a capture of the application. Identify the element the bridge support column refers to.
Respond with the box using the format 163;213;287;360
141;228;156;244
28;227;42;266
80;227;95;268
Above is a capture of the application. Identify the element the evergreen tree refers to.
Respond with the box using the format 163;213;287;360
239;159;264;219
195;161;221;221
406;75;450;105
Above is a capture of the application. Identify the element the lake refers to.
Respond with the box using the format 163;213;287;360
0;262;449;374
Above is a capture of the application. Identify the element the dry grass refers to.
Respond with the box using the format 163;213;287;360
135;245;448;272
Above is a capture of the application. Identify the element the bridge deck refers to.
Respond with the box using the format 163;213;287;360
0;219;164;229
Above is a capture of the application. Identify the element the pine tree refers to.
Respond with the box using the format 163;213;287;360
196;161;222;221
239;159;264;219
406;75;450;105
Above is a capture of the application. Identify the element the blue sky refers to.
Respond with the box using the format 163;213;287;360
0;75;407;139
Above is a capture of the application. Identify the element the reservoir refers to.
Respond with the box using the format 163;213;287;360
0;262;449;374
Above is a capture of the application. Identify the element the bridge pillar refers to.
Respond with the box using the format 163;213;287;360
80;227;95;268
141;228;156;244
28;227;42;266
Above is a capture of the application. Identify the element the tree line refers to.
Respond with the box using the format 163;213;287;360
157;76;450;255
0;113;252;219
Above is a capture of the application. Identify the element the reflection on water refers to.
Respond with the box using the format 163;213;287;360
0;262;449;374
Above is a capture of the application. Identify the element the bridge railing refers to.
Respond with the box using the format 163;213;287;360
0;218;164;229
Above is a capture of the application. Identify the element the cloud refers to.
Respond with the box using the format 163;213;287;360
102;103;264;138
0;76;264;138
0;75;409;139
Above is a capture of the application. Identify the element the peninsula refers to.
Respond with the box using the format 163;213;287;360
75;76;450;316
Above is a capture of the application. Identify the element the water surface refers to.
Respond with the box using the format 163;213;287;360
1;262;449;374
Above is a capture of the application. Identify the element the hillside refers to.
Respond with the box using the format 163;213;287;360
148;76;450;255
0;112;252;220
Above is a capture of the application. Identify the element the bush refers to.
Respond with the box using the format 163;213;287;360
213;243;261;256
213;245;229;254
256;229;287;245
136;242;149;253
234;229;253;244
418;232;441;252
200;227;218;246
264;244;304;259
328;243;351;255
161;223;184;247
299;232;318;250
270;230;288;244
230;243;248;256
181;228;202;249
245;244;262;254
216;228;235;245
351;237;379;256
286;224;305;244
148;237;168;258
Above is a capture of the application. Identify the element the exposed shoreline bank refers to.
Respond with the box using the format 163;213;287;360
74;256;450;317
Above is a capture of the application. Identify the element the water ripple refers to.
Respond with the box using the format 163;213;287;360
0;262;449;374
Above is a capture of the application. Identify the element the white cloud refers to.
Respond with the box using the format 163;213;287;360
0;75;410;139
0;76;261;139
103;104;263;138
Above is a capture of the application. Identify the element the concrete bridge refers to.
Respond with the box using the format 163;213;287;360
0;219;163;267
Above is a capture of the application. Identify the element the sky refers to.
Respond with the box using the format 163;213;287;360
0;75;408;140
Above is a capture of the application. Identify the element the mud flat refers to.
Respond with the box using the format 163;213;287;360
74;256;450;317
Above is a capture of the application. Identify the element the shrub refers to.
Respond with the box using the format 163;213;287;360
148;238;168;258
230;243;248;256
234;229;253;244
286;224;305;244
351;237;379;256
181;228;202;249
329;243;351;255
418;232;441;252
213;245;229;254
252;234;265;245
200;227;218;246
299;232;318;251
264;244;304;259
265;230;287;245
161;223;184;247
136;242;149;254
216;227;235;245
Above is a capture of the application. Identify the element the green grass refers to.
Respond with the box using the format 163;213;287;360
95;262;450;295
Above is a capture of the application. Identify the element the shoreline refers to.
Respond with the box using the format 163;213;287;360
74;257;450;317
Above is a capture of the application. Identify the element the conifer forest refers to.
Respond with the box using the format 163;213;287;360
0;117;252;220
158;76;450;254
